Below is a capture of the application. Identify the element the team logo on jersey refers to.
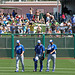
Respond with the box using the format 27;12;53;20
16;47;22;50
52;46;54;49
38;46;40;48
47;47;51;50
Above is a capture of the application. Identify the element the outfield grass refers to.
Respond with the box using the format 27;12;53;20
0;58;75;75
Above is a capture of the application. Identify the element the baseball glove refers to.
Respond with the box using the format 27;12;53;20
40;54;44;61
47;50;50;54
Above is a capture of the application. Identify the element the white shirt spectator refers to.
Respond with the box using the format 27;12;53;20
46;21;49;27
60;23;64;27
67;22;72;27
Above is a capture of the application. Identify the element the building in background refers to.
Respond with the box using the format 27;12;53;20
1;0;75;15
0;1;61;17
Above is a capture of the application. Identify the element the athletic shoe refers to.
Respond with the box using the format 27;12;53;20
52;69;55;72
15;70;19;72
39;70;42;72
46;69;49;72
33;69;37;72
22;70;24;72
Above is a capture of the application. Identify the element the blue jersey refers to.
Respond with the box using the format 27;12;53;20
0;30;2;34
69;29;72;33
35;44;45;54
47;44;57;54
15;44;25;54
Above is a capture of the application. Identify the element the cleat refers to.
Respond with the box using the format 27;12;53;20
33;69;37;72
46;69;49;72
15;70;19;72
52;69;55;72
39;70;42;72
22;70;24;72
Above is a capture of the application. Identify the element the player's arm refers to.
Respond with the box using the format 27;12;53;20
15;47;17;56
34;46;37;57
50;45;57;54
21;51;24;56
21;45;25;56
42;46;45;58
42;46;45;53
50;50;56;54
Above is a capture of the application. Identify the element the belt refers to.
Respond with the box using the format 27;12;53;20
17;53;21;55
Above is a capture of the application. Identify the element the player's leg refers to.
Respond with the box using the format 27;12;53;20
34;60;38;71
15;54;20;72
46;54;51;71
33;55;39;72
20;55;24;72
40;60;43;72
52;54;56;72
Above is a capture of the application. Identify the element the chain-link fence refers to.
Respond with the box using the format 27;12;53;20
0;33;75;58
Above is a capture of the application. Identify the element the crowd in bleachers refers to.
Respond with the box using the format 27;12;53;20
0;8;75;37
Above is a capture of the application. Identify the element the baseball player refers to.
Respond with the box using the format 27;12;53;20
15;40;25;72
33;40;45;72
46;40;57;72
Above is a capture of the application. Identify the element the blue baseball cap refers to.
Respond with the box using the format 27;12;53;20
49;40;53;43
37;40;41;43
16;40;20;43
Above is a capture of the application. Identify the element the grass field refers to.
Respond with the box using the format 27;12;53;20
0;58;75;75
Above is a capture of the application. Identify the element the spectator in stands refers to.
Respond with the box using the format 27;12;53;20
46;12;50;22
2;26;7;33
46;20;50;34
50;13;54;22
40;17;45;24
56;29;61;38
68;27;73;37
29;21;34;35
15;24;19;34
60;21;67;37
72;15;75;23
0;18;3;24
51;22;56;37
0;26;2;37
32;15;35;22
7;13;11;21
0;29;2;36
26;26;30;34
54;20;59;30
3;18;8;26
11;23;15;34
62;13;66;22
22;23;26;34
7;22;11;32
0;23;2;29
35;9;40;23
67;20;72;28
29;8;34;21
65;13;68;22
10;15;14;21
37;25;41;37
59;14;62;23
12;10;17;18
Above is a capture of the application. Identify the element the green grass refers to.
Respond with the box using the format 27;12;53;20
0;58;75;75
